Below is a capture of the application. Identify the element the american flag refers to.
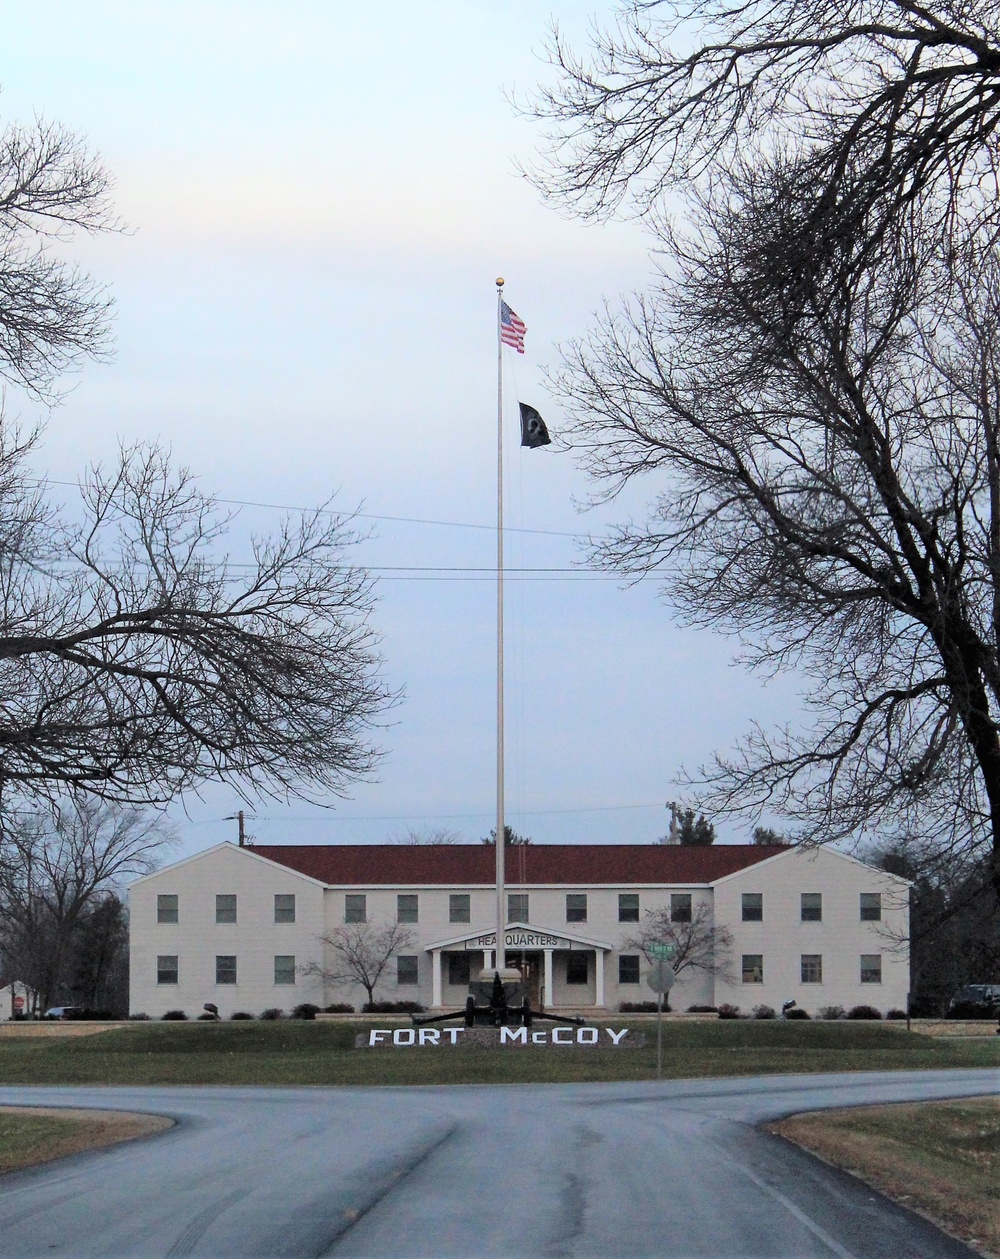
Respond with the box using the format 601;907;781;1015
500;301;526;353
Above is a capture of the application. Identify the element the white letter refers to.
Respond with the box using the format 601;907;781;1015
501;1026;527;1045
368;1030;389;1046
577;1027;598;1045
446;1028;463;1045
605;1028;628;1046
418;1028;440;1046
393;1028;416;1046
532;1031;548;1044
552;1027;573;1045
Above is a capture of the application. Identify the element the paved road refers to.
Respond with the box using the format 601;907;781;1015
0;1070;995;1257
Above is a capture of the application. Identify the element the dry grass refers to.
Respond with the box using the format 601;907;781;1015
0;1107;173;1175
771;1098;1000;1256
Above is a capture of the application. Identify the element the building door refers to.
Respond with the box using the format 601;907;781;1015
505;951;542;1006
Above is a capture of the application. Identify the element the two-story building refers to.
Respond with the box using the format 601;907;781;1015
128;841;909;1017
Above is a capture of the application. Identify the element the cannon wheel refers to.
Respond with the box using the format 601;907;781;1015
465;996;476;1027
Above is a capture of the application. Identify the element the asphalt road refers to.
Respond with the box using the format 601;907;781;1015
0;1070;995;1258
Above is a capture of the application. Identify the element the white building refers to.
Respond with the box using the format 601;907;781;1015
128;842;910;1018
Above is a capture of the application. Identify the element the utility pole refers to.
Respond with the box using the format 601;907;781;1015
224;810;248;847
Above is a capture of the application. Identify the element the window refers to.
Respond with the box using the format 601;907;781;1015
800;954;823;983
157;894;178;924
742;893;763;922
448;954;472;986
397;894;419;924
670;894;692;923
742;954;764;983
508;893;529;921
801;893;823;922
618;894;640;923
216;894;237;924
449;894;470;924
397;955;419;985
566;953;589;984
157;955;178;985
860;893;882;922
861;954;882;984
274;894;295;924
345;894;366;924
274;955;296;985
566;894;588;923
618;954;640;984
216;955;237;984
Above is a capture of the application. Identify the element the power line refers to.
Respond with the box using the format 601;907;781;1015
187;802;666;825
31;480;590;541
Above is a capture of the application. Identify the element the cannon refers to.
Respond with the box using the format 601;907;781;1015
411;970;584;1029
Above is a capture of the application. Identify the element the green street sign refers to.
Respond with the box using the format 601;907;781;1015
649;943;676;960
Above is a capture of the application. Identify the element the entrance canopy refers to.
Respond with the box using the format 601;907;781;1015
424;921;611;954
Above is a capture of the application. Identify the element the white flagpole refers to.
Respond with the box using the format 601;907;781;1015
494;277;506;977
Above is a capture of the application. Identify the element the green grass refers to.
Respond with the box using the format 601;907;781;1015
0;1019;996;1087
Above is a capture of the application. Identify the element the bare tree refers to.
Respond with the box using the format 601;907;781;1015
527;0;1000;271
0;117;118;399
304;920;417;1007
0;435;394;812
550;173;1000;896
624;903;734;982
0;798;171;1010
391;827;460;845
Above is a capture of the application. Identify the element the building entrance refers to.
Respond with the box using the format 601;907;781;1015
504;950;543;1007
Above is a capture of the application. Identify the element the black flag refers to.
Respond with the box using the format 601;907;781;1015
519;402;551;448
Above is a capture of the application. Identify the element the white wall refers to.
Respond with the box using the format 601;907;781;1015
711;848;909;1016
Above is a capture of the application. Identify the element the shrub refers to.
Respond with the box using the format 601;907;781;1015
259;1008;284;1020
619;1001;670;1013
886;1009;907;1020
753;1004;776;1020
79;1009;116;1021
947;1000;998;1020
361;1000;425;1014
846;1004;882;1020
687;1005;718;1013
717;1003;741;1019
322;1003;354;1014
291;1003;321;1021
196;1012;217;1021
161;1010;187;1021
128;1012;151;1021
817;1005;845;1020
785;1008;811;1019
230;1011;254;1020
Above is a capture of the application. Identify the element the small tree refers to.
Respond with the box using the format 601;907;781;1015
752;826;788;846
305;920;416;1008
625;903;734;983
481;826;532;845
677;809;715;846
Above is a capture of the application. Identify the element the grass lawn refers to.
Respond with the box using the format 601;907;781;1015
0;1019;996;1087
771;1097;1000;1255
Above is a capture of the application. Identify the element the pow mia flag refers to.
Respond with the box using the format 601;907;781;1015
519;402;551;449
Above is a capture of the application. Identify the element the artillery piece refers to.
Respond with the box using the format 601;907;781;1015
411;971;585;1029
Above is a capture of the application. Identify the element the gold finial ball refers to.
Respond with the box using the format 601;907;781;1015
495;276;505;287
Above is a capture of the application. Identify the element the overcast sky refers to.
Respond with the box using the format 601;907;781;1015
2;1;803;854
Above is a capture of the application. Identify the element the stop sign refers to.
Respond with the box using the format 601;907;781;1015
12;996;23;1011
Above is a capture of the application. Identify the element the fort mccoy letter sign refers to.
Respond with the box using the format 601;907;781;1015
357;1026;644;1049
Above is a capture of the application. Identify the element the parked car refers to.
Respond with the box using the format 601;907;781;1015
42;1006;84;1021
947;984;1000;1016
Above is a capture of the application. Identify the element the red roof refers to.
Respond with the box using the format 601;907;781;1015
249;843;785;886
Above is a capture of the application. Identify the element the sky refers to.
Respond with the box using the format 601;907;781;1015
1;1;803;855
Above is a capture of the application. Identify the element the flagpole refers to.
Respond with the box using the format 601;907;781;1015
494;276;506;978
